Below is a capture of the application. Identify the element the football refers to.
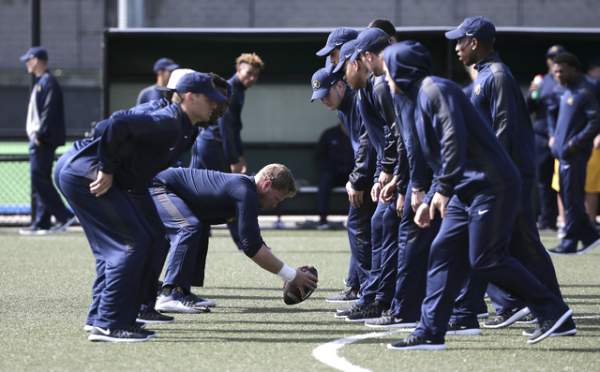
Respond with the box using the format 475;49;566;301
283;266;318;305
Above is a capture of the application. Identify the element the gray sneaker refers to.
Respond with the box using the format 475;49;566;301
326;288;359;303
364;311;417;329
483;307;530;329
185;292;216;308
18;226;50;236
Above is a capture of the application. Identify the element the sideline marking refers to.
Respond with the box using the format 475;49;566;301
312;330;403;372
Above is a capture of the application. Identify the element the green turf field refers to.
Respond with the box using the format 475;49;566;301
1;228;599;371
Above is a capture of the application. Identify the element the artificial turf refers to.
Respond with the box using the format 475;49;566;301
0;228;599;371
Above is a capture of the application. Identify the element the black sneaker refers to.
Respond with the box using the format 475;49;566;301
345;302;384;323
326;288;359;303
446;318;481;336
387;333;446;350
137;308;175;324
523;315;576;338
88;327;152;343
548;245;577;255
527;309;573;344
577;237;600;255
364;311;418;329
483;307;530;329
84;321;146;332
335;303;363;319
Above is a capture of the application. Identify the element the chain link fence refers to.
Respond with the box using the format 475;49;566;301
0;154;32;225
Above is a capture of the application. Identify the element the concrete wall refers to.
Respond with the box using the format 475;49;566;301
1;0;599;138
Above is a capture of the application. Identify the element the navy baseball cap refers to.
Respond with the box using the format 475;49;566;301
153;57;179;73
350;28;391;63
310;67;343;102
19;46;48;62
316;27;358;57
546;45;566;58
175;72;228;104
333;39;359;74
445;16;496;42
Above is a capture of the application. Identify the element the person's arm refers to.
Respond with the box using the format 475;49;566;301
488;71;519;150
569;90;600;151
230;179;317;289
34;77;57;142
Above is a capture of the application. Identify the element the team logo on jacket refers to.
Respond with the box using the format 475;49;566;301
474;84;481;95
312;80;321;90
567;96;574;105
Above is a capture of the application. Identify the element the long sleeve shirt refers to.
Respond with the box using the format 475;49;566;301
26;71;65;146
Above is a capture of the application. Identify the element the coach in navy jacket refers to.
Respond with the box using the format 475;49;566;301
549;52;600;254
19;47;74;235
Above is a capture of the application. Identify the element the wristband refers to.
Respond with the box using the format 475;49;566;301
277;264;297;282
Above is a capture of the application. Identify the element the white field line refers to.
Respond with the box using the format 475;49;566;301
312;330;400;372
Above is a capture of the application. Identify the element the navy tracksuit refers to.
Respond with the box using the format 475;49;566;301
355;75;406;308
386;89;439;322
137;85;168;105
151;168;265;290
528;73;559;227
550;76;600;251
191;75;246;171
337;87;377;291
452;53;566;321
56;104;197;329
26;71;73;229
384;41;568;340
315;124;353;221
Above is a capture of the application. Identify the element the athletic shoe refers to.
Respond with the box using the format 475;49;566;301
522;316;576;337
18;226;50;236
517;313;538;324
326;288;359;303
387;334;446;351
548;245;577;255
364;311;417;329
137;308;175;324
84;321;147;332
155;287;209;314
88;326;152;343
527;308;573;344
557;224;566;239
446;318;481;336
345;302;384;323
51;216;77;232
483;307;530;329
577;237;600;255
185;292;216;308
335;303;363;319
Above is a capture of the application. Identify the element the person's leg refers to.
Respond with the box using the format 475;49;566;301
585;192;598;224
317;171;334;225
346;197;375;291
414;196;470;339
374;200;401;309
535;134;558;229
356;201;387;306
30;143;73;224
190;137;228;172
58;171;149;330
558;156;600;252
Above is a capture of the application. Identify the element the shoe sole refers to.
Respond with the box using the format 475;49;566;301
18;230;50;236
88;334;152;343
345;316;381;323
325;298;358;303
577;237;600;255
483;307;530;329
136;317;174;324
446;328;481;336
386;343;446;351
477;313;489;320
364;322;418;329
527;309;573;345
155;301;207;314
83;325;95;332
522;328;576;337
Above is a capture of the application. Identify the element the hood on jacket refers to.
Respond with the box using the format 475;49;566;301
383;40;431;92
